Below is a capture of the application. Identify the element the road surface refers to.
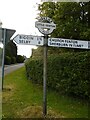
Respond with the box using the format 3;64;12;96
4;63;24;75
0;63;24;90
0;63;24;77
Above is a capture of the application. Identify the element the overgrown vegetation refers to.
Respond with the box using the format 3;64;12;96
5;41;17;64
5;41;25;64
25;49;89;99
25;2;90;100
16;55;25;63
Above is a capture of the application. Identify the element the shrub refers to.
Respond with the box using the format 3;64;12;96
25;58;43;84
5;56;11;65
16;55;25;63
11;57;16;64
25;51;90;99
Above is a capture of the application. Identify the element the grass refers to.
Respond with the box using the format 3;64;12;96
2;66;88;119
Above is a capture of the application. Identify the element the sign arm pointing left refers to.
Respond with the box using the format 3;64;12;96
13;34;44;46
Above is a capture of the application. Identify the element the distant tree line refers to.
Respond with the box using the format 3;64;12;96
5;41;25;65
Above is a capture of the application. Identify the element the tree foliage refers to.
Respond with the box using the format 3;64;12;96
38;2;90;40
5;40;17;58
5;40;17;64
16;55;25;63
5;56;11;65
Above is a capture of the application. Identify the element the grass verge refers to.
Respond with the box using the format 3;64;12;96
2;67;88;118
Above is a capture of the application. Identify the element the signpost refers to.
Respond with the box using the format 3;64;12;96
13;34;44;46
35;17;56;35
35;17;56;116
35;16;90;116
35;21;56;35
13;18;55;116
0;17;89;118
48;38;89;49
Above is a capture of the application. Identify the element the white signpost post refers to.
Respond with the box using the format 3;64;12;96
13;34;44;46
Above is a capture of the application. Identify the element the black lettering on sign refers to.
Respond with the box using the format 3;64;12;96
19;40;23;43
49;39;52;42
56;43;59;46
19;40;21;43
37;37;42;41
26;41;28;44
60;39;64;43
69;44;73;47
19;36;22;39
73;44;83;48
38;41;41;44
63;43;68;47
49;42;52;45
77;44;83;47
21;40;22;43
28;41;31;44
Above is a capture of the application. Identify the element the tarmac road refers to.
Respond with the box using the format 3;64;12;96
4;63;24;75
0;63;24;90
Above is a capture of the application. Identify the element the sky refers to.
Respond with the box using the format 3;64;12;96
0;0;42;58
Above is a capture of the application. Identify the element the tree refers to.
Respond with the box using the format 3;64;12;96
5;40;17;64
5;40;17;57
38;2;90;40
5;56;11;65
16;55;25;63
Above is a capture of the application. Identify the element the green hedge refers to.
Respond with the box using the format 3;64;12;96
5;56;11;65
25;58;43;84
11;57;16;64
25;51;89;99
4;56;16;65
16;55;25;63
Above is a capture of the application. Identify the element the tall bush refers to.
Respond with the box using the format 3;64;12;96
16;55;25;63
25;51;89;99
11;57;16;64
5;56;11;65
